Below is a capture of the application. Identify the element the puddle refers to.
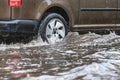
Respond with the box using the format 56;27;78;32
1;32;120;80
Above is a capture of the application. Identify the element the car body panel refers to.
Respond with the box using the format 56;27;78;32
73;0;118;31
0;0;120;35
12;0;79;29
0;0;11;20
116;0;120;25
12;0;37;19
78;0;117;27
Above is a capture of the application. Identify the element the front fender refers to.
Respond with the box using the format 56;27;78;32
36;0;74;28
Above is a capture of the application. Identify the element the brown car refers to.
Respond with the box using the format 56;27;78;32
0;0;120;43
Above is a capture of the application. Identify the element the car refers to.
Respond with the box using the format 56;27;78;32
0;0;120;43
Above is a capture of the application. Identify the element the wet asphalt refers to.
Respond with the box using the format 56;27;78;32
0;32;120;80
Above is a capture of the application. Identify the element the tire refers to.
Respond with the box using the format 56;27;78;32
38;13;69;43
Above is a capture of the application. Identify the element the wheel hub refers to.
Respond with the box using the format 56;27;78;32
53;28;57;34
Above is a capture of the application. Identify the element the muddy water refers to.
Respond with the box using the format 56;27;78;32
1;32;120;80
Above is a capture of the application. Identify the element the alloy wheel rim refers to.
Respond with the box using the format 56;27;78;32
46;18;66;43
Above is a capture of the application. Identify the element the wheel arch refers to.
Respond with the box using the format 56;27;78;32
42;6;69;26
36;2;74;32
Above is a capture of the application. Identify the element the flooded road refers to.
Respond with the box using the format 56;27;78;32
1;32;120;80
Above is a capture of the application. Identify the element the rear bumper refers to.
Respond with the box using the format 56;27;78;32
0;20;38;34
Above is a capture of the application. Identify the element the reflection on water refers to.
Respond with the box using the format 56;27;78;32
1;32;120;80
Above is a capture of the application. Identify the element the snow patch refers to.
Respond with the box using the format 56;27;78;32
22;62;118;80
21;50;120;80
65;50;76;54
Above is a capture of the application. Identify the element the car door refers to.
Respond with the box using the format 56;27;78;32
0;0;11;20
79;0;117;29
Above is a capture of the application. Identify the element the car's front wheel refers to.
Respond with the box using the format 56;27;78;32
38;13;68;43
